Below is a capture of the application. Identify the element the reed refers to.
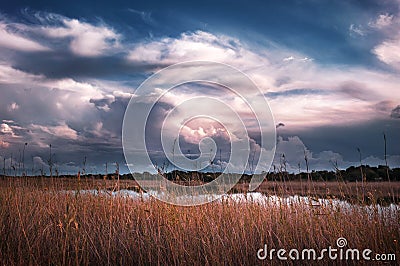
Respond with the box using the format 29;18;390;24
0;178;398;265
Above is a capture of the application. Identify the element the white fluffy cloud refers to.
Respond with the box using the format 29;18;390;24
369;13;394;29
30;122;79;140
373;38;400;70
0;63;105;109
180;119;229;145
272;136;343;171
2;11;396;132
371;8;400;70
0;123;14;135
0;10;399;173
42;17;120;57
1;14;399;138
128;30;400;130
0;22;50;52
128;31;270;69
1;13;120;57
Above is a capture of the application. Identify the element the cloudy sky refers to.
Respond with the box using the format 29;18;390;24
0;0;400;175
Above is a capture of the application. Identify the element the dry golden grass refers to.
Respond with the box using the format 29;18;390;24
0;178;399;265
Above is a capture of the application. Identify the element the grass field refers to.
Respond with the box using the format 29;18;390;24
0;177;399;265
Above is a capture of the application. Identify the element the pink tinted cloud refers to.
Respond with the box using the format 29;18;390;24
180;118;229;144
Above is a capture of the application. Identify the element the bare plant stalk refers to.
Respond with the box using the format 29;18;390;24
219;148;222;173
31;156;34;176
384;133;395;203
48;144;53;178
10;153;12;176
18;149;21;176
357;147;365;203
172;138;177;180
105;162;108;179
304;149;310;195
83;156;87;176
383;133;390;182
77;171;81;195
116;162;120;191
2;157;5;177
22;143;27;176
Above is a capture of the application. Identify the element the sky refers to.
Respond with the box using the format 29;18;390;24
0;0;400;175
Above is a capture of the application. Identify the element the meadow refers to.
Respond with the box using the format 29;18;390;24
0;177;399;265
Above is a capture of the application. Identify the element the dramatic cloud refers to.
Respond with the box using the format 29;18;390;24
42;15;121;57
0;123;14;135
127;31;270;68
0;21;49;52
126;30;400;130
391;105;400;118
0;3;399;174
30;122;79;140
274;135;400;172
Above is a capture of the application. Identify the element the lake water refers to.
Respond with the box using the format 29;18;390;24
70;189;400;214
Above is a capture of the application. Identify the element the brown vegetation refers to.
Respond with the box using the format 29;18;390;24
0;178;399;265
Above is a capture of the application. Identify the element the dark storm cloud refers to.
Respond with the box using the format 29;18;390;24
280;119;400;165
0;85;89;125
0;84;130;173
0;10;165;80
93;95;130;136
273;117;400;172
391;105;400;119
11;51;164;79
